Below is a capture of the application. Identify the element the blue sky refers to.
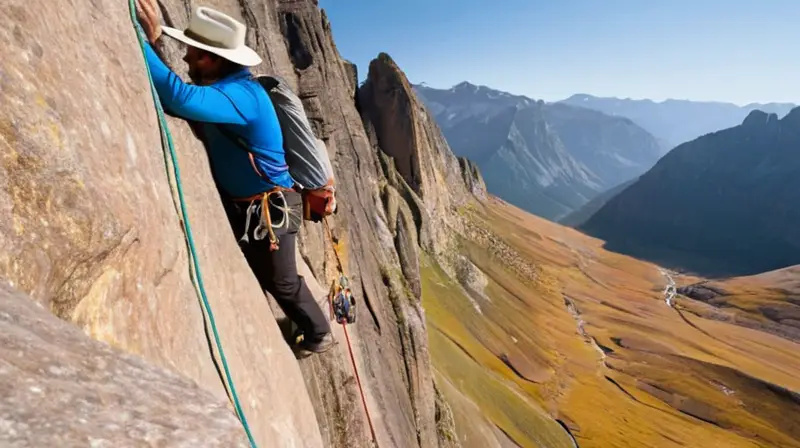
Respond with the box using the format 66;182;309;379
319;1;800;105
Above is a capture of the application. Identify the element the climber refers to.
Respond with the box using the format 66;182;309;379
135;0;333;357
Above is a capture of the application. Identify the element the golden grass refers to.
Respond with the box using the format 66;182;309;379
682;264;800;328
421;254;574;448
423;197;800;448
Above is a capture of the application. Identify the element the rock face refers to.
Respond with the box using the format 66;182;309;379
1;0;323;446
358;54;475;256
1;0;474;446
560;94;797;149
262;8;474;445
414;82;663;221
581;108;800;277
458;158;487;200
0;282;249;447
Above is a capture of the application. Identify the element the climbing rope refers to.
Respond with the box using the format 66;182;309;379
323;216;346;274
323;218;379;446
126;3;257;446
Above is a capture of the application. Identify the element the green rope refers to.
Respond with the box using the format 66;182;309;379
126;3;257;446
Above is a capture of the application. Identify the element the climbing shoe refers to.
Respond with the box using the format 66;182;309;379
293;332;336;359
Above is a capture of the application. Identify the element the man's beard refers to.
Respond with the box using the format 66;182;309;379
188;67;202;84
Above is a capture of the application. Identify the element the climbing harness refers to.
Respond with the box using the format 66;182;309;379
323;218;378;446
234;188;294;251
127;3;257;447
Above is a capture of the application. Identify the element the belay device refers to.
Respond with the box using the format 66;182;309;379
330;273;356;324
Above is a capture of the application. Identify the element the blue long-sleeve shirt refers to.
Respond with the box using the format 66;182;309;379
144;42;294;198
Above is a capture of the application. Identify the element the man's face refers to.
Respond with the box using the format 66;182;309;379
183;46;219;84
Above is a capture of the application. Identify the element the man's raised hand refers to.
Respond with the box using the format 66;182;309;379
136;0;162;44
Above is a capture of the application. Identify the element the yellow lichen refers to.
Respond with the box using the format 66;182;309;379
70;267;123;350
12;215;24;235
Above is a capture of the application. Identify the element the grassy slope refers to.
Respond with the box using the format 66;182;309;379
677;266;800;339
422;255;575;448
423;197;800;448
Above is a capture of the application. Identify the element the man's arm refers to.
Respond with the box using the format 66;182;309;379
144;42;247;125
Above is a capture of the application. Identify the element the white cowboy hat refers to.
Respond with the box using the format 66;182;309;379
161;6;262;67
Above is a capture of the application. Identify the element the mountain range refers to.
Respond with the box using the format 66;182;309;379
560;94;797;149
414;82;664;221
579;108;800;277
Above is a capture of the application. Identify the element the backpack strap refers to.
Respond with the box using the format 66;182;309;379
214;124;267;180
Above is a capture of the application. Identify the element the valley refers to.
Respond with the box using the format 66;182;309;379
423;197;800;448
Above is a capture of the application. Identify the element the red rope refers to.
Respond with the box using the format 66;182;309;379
323;217;379;446
341;322;378;445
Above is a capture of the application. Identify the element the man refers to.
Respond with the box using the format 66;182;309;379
136;1;334;357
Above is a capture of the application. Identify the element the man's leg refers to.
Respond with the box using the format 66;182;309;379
256;230;332;340
223;192;333;355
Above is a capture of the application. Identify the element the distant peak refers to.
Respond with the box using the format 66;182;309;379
376;52;395;64
742;109;779;127
567;93;596;101
449;82;524;100
746;101;796;108
452;81;478;91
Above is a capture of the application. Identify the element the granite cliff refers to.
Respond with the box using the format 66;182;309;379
0;282;250;447
0;0;492;446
